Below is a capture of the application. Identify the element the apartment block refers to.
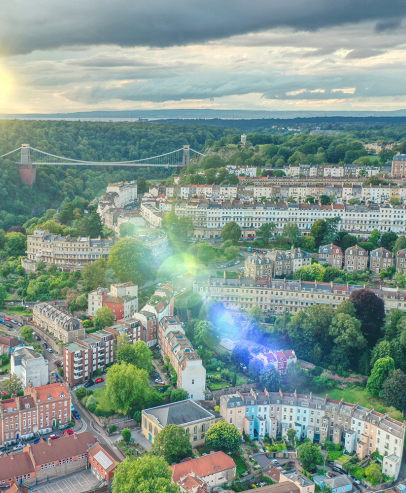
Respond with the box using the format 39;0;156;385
105;180;137;207
266;248;312;276
33;303;85;344
344;245;368;273
245;255;273;278
318;244;343;268
369;247;394;275
0;383;71;446
24;229;116;272
87;282;138;319
63;330;115;387
159;316;206;400
392;154;406;177
194;276;406;314
220;390;405;479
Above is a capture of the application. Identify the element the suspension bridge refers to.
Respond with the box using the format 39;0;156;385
1;144;206;185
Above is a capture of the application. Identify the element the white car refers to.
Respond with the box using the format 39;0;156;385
155;378;162;383
47;348;53;353
272;459;279;465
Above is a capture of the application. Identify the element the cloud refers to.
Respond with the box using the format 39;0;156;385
345;49;386;59
0;0;406;56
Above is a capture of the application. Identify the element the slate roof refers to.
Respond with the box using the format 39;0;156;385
143;399;215;427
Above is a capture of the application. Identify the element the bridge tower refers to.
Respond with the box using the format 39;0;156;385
17;144;36;185
182;145;190;167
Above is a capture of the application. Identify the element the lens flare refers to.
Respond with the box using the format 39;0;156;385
0;66;12;101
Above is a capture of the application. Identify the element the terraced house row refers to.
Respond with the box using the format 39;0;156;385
193;277;406;313
221;390;405;479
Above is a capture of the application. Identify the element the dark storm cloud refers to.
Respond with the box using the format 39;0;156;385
1;0;406;56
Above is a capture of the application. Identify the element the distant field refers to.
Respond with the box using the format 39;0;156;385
313;386;403;421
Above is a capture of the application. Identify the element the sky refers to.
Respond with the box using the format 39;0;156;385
0;0;406;114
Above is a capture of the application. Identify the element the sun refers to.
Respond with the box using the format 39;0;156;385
0;66;13;101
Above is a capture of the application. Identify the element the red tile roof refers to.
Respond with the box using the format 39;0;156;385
0;452;35;482
88;443;121;472
28;382;69;402
170;452;236;482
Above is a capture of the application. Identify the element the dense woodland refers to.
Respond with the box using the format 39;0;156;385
0;120;232;230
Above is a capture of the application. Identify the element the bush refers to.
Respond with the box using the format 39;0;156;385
75;387;86;400
107;425;118;434
122;428;131;444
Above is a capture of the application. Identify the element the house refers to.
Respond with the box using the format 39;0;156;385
281;470;315;493
32;303;85;344
0;336;24;356
383;455;401;481
244;481;300;493
10;347;49;387
88;442;121;485
87;282;138;319
254;350;297;375
142;399;219;447
175;472;209;493
313;474;352;493
344;245;368;272
170;451;236;492
369;248;394;275
318;244;343;268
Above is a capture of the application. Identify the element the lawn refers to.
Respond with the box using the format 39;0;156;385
313;386;404;421
92;386;115;412
230;453;248;476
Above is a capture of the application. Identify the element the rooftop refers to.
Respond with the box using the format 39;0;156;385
143;399;215;427
170;451;236;482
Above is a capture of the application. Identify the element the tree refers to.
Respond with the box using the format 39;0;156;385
137;176;148;194
293;263;325;281
93;306;114;330
299;441;323;472
231;344;251;367
328;313;366;349
381;369;406;411
381;232;398;251
221;222;241;245
283;223;300;244
384;308;405;340
310;220;328;247
19;326;33;342
257;223;276;245
82;258;108;292
151;424;192;464
287;428;296;445
365;462;382;486
367;357;395;396
106;362;150;414
119;222;136;237
117;337;153;371
248;359;264;380
260;367;282;392
205;421;242;454
390;197;401;206
170;389;189;402
336;301;356;317
4;232;26;257
75;387;86;400
393;235;406;255
3;372;23;394
319;194;331;205
0;284;6;306
122;428;131;444
109;238;155;285
194;320;220;351
370;340;392;367
248;305;265;323
112;455;178;493
79;211;103;238
349;289;385;348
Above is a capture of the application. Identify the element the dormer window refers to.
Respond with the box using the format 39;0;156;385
25;404;30;409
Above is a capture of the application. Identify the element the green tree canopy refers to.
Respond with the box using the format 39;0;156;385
112;455;178;493
194;320;220;351
260;367;282;392
3;372;23;395
328;313;366;349
381;369;406;411
170;389;189;402
19;326;33;342
151;424;193;464
349;289;385;348
109;238;155;285
257;222;276;244
221;222;241;245
283;223;300;244
106;362;150;414
4;232;27;257
367;357;395;396
93;306;114;330
205;421;242;454
299;441;323;472
82;258;109;292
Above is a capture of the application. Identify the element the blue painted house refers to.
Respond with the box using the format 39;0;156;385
313;474;352;493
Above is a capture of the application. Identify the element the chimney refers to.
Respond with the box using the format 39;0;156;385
10;453;14;460
48;438;52;445
74;432;78;439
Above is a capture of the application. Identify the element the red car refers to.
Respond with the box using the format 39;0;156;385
1;391;7;396
49;434;59;439
4;318;10;321
64;430;74;435
95;377;104;384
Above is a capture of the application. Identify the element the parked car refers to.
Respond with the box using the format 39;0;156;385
47;348;53;353
33;438;40;444
3;317;10;322
157;387;166;393
84;380;94;388
13;443;24;451
49;434;59;440
5;323;13;328
64;430;74;435
95;377;104;384
155;378;162;383
272;459;279;465
1;391;7;396
332;467;344;474
73;411;81;419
